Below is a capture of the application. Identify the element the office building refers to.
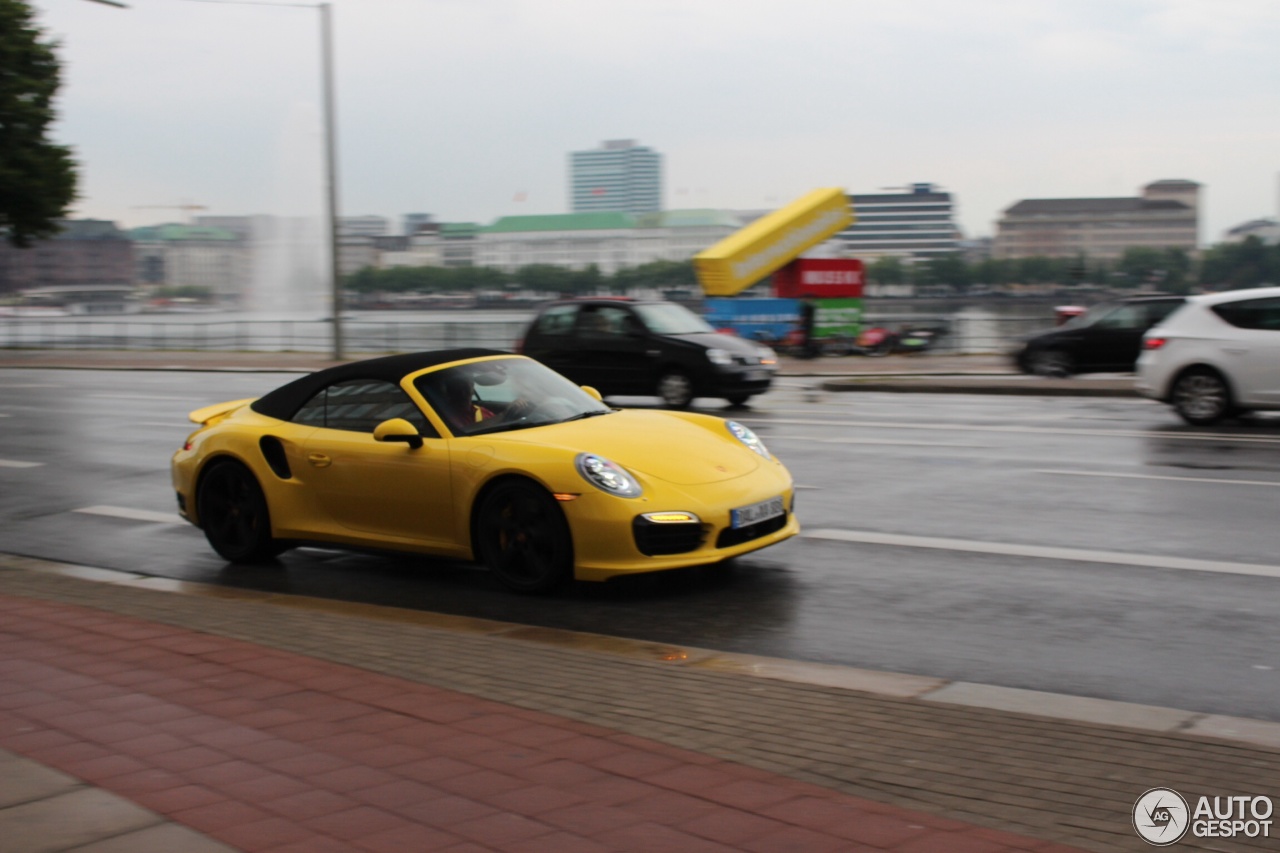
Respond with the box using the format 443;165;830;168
837;183;961;262
992;180;1200;261
570;140;662;215
0;220;134;294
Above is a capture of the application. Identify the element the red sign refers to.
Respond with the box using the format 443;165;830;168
771;258;864;298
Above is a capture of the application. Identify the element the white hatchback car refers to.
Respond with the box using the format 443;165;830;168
1136;286;1280;425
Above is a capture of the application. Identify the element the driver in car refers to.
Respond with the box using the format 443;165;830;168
438;367;534;434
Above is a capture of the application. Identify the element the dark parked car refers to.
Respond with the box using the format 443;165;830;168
518;298;777;407
1011;295;1187;377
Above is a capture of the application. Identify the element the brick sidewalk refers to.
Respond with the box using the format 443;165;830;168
2;560;1276;852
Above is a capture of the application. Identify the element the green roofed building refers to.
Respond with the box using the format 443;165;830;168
129;223;248;302
473;210;739;274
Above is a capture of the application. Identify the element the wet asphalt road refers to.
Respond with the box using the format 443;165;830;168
1;367;1278;722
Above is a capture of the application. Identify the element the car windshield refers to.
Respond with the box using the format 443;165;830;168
415;357;612;437
633;302;715;335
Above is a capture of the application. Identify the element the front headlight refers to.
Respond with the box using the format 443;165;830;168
757;346;777;365
575;453;643;498
706;347;734;366
726;420;770;459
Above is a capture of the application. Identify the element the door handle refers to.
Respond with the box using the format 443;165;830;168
307;453;332;468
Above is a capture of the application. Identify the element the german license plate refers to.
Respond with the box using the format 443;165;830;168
730;496;785;529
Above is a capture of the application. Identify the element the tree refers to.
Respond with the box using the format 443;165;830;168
866;256;906;285
0;0;78;248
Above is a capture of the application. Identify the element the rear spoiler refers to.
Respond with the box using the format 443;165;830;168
187;398;256;425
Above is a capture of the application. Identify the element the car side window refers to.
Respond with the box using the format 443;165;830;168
579;305;639;338
293;378;436;436
1092;305;1144;330
1212;297;1280;331
1145;301;1184;326
532;305;578;338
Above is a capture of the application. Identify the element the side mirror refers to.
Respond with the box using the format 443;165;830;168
580;386;603;402
373;418;423;449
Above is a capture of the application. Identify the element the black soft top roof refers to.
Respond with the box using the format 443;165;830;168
250;348;508;421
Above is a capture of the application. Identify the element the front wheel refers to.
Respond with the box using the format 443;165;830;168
1171;368;1232;425
475;480;573;593
725;394;752;407
197;461;282;563
657;371;694;408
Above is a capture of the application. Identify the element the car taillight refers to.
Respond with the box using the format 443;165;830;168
1143;337;1167;351
514;338;524;353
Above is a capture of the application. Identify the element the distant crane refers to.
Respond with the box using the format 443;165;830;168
132;203;208;224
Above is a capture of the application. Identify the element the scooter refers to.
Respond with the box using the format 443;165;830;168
851;323;948;357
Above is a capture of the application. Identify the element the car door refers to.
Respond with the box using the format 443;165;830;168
1212;296;1280;404
296;378;456;546
1079;303;1149;370
573;304;651;394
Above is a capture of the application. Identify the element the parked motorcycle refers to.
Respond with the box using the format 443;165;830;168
852;322;949;357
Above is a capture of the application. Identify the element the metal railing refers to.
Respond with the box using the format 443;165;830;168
0;308;1057;356
0;317;528;355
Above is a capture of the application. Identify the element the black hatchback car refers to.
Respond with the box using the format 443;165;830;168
518;298;777;407
1011;295;1187;377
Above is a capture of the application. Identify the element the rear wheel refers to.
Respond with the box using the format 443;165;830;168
1028;349;1073;377
197;461;282;562
658;370;694;408
1171;367;1232;425
475;480;573;593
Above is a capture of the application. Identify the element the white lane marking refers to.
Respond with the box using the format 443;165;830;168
138;421;191;428
738;416;1280;444
73;505;183;524
1037;469;1280;488
0;383;61;389
769;433;987;448
804;529;1280;580
0;459;43;468
87;393;190;402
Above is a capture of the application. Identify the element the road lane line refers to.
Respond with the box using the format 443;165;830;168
769;434;988;448
804;528;1280;580
87;393;192;402
1037;469;1280;488
73;505;183;524
0;459;43;468
738;416;1280;444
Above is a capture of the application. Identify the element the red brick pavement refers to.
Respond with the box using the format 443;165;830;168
0;592;1085;853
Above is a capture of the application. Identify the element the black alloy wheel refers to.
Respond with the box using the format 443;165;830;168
658;370;694;408
475;480;573;593
197;461;282;562
1171;367;1233;426
1028;349;1073;377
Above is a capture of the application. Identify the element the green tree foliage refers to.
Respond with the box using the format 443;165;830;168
0;0;78;247
866;256;906;285
1198;237;1280;290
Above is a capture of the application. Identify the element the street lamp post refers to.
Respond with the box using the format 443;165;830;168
318;2;343;360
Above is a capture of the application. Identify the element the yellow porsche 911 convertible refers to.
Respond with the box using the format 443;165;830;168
172;349;798;592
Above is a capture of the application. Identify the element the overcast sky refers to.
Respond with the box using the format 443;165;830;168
30;0;1280;245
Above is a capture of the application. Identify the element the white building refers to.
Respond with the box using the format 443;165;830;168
472;210;740;275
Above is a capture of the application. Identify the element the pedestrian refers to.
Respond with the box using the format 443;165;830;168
799;296;818;359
